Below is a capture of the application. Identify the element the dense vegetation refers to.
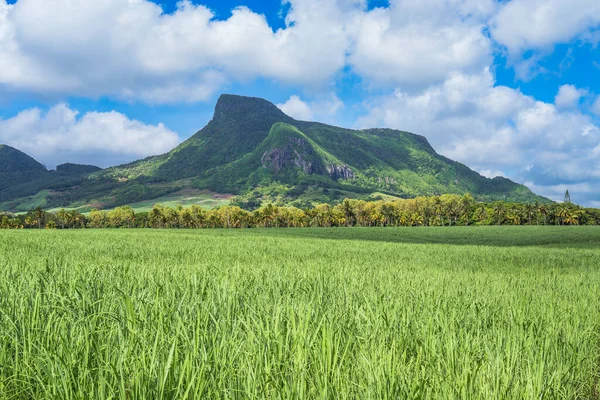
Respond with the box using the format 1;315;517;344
0;145;48;193
90;95;547;205
1;94;548;213
2;194;597;229
0;228;598;398
0;144;106;209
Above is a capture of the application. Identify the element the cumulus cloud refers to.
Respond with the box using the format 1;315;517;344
554;84;586;109
277;94;344;121
358;69;600;205
0;0;354;103
0;104;180;169
349;0;495;89
277;96;314;120
490;0;600;54
2;0;598;101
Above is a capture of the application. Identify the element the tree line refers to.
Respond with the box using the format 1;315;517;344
1;194;599;230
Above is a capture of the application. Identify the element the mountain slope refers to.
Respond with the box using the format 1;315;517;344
88;95;546;206
95;95;294;182
0;145;102;210
0;95;549;212
0;145;48;191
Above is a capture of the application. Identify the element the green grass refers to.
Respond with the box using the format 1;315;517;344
0;227;599;399
0;189;51;213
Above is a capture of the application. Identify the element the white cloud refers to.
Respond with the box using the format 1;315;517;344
478;169;506;179
554;84;586;109
0;104;180;168
490;0;600;54
278;96;314;120
358;69;600;204
277;94;344;121
592;96;600;116
0;0;354;103
349;0;495;89
1;0;597;103
522;181;595;204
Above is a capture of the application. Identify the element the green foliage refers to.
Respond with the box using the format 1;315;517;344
1;95;550;212
0;228;599;398
0;144;46;174
1;195;596;230
0;145;106;207
0;144;48;193
55;163;101;176
91;95;550;207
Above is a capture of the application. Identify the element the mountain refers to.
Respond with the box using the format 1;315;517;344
0;146;102;211
0;95;549;212
0;144;48;191
95;95;294;182
56;163;102;176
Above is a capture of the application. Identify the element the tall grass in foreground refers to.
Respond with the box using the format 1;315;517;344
0;227;599;399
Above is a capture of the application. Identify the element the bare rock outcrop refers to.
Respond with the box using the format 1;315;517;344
261;136;355;180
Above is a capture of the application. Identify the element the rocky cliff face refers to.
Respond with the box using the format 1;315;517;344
261;137;320;174
261;136;355;180
327;164;355;180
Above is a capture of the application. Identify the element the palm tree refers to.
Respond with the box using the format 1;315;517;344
576;208;587;225
258;204;278;228
380;203;396;226
410;213;424;227
432;197;444;226
179;208;194;228
474;204;488;225
493;202;505;225
506;209;521;225
538;204;548;225
524;203;534;225
57;209;68;229
563;211;578;225
72;211;85;228
445;199;457;226
148;205;165;228
460;194;474;226
340;199;356;227
398;213;409;227
556;204;570;226
190;205;206;228
33;207;45;229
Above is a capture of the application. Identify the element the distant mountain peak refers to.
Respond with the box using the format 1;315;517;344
213;94;290;121
56;163;102;176
0;144;46;173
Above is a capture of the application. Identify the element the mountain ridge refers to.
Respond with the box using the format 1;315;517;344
0;94;550;212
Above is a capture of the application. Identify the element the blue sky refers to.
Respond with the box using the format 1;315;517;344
1;0;599;205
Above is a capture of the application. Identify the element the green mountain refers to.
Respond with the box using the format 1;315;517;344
0;145;103;211
0;144;48;190
0;95;549;212
55;163;101;176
